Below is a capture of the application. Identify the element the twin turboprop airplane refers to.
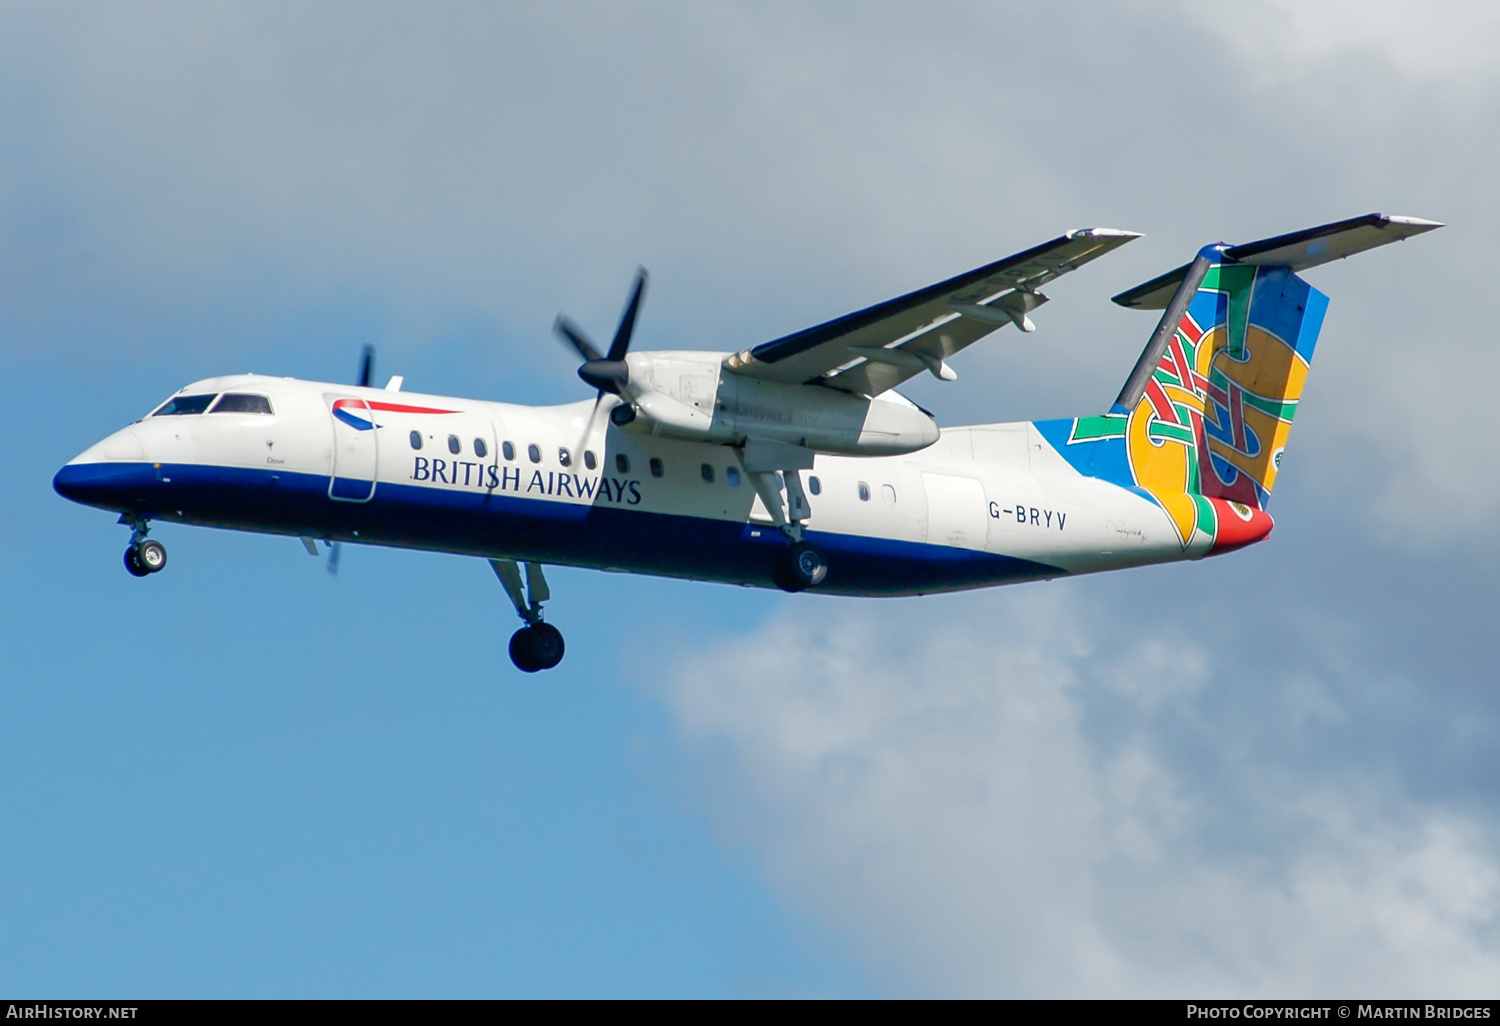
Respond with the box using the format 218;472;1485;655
54;213;1440;671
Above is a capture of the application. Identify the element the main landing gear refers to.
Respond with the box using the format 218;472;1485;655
490;558;565;672
742;460;828;593
121;517;167;577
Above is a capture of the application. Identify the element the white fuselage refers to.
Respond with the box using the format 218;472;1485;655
56;373;1207;596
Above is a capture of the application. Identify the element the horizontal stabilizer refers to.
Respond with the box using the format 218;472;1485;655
1112;213;1443;309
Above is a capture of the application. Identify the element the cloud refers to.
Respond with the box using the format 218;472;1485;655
1189;0;1500;84
661;584;1500;996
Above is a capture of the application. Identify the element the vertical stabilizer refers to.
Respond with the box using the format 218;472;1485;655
1033;213;1440;552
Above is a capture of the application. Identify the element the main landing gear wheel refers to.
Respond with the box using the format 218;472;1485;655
124;539;167;577
774;540;827;593
509;623;565;673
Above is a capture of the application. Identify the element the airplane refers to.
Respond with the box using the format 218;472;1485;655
53;213;1441;672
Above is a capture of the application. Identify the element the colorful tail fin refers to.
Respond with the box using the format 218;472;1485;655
1035;213;1441;551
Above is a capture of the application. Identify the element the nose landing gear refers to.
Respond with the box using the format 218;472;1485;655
121;518;167;577
490;558;565;672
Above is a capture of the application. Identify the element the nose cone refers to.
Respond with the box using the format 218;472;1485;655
52;463;87;503
1207;498;1274;555
53;460;154;511
54;427;158;511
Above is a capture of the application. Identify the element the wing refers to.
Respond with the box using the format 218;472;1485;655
725;228;1140;397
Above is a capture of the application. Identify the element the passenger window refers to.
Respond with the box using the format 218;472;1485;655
649;457;664;478
503;441;515;461
210;394;273;414
858;482;871;502
152;394;216;416
883;484;897;504
700;463;715;483
808;476;821;496
528;444;541;464
559;448;571;467
616;453;631;474
447;435;461;455
409;430;423;450
584;450;597;471
474;438;488;458
726;466;741;487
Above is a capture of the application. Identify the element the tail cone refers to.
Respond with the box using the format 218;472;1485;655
1207;498;1274;555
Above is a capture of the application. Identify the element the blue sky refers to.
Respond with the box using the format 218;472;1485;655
3;1;1499;997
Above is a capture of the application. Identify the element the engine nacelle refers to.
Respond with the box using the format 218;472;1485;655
620;351;938;456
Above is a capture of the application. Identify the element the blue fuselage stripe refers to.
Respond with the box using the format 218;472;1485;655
53;461;1064;596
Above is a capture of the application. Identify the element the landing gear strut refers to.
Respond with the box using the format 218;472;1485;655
490;558;565;672
121;517;167;577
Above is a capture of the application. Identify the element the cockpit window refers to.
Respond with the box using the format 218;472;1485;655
209;393;273;415
152;394;217;416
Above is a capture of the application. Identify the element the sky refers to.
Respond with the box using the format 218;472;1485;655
2;0;1498;998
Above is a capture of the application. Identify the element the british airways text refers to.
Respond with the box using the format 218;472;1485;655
411;457;640;504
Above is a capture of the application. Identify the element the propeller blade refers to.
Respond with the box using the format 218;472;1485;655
606;268;648;362
575;393;608;456
357;345;374;388
326;541;342;577
554;317;604;363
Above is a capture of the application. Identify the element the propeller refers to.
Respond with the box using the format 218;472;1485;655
554;267;648;451
329;344;377;576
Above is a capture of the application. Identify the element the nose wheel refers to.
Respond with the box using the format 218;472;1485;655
122;518;167;577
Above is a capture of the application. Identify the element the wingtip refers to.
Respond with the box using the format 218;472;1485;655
1379;214;1445;231
1068;227;1143;241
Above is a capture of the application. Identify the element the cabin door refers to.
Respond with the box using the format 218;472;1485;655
922;473;987;550
326;395;380;502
